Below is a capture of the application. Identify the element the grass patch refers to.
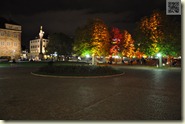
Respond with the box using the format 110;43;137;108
34;65;123;76
0;62;11;67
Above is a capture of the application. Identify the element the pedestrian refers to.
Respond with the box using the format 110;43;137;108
130;60;133;65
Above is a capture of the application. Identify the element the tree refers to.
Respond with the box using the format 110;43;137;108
110;27;122;56
90;18;111;56
135;10;181;57
46;33;73;57
121;30;135;58
73;18;110;57
135;11;163;56
157;13;181;57
73;26;92;56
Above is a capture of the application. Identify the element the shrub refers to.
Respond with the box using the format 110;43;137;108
36;65;122;76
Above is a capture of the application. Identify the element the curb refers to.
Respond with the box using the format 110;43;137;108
31;72;125;79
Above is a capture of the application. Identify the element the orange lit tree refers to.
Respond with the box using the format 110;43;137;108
91;18;110;56
73;18;110;57
135;10;181;57
136;11;163;56
121;30;135;58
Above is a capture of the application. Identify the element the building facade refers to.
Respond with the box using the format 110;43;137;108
29;26;49;60
0;18;22;60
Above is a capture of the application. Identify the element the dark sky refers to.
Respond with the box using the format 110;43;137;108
0;0;166;49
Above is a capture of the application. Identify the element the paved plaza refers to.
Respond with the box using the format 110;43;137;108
0;65;182;120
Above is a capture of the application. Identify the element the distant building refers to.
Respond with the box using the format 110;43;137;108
29;26;49;60
0;17;22;60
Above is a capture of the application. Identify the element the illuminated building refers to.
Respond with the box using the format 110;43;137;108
29;26;49;60
0;17;22;60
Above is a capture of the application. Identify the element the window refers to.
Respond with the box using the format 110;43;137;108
14;34;17;38
1;42;4;45
7;42;10;46
7;32;10;37
0;31;4;36
14;42;17;46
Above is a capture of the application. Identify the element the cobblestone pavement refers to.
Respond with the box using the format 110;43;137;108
0;66;182;120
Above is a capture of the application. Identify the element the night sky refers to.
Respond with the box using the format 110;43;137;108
0;0;166;49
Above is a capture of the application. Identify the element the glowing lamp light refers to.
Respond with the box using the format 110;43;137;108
157;53;161;57
78;56;81;60
86;54;90;58
54;52;57;57
157;53;162;67
143;55;147;58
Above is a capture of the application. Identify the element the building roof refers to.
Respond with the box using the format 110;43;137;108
0;17;20;28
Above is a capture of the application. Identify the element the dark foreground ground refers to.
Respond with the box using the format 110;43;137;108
0;65;182;120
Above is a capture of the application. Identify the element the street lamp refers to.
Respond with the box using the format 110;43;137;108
12;50;16;63
157;53;162;67
91;53;97;65
86;54;90;63
115;55;119;64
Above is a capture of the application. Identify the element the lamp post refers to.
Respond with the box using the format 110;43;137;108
12;50;15;62
39;26;44;60
157;53;162;67
85;54;90;63
92;54;97;65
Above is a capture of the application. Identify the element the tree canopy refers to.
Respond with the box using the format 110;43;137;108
134;10;181;57
121;30;135;58
46;33;73;56
73;18;110;57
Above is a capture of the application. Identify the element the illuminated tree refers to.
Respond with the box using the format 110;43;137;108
90;18;110;56
73;26;92;56
136;11;163;56
121;30;135;58
135;10;181;57
156;13;181;57
73;18;110;57
110;27;122;56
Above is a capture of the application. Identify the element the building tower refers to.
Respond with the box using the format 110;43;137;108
39;26;44;60
29;26;49;61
